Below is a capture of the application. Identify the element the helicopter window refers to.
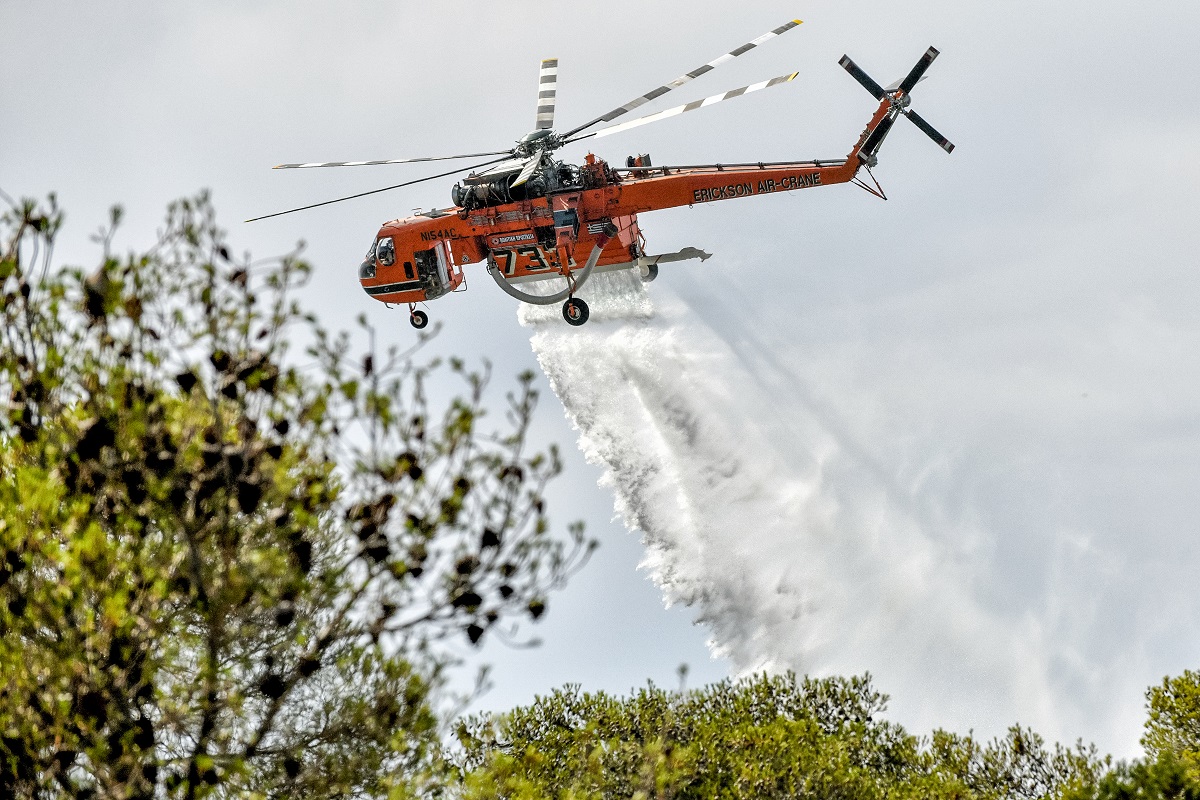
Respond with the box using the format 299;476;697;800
360;238;378;279
403;261;414;280
552;209;579;232
376;237;396;267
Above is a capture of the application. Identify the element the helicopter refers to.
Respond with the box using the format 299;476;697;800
250;20;954;328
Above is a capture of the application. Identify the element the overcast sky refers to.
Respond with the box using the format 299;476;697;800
4;0;1200;758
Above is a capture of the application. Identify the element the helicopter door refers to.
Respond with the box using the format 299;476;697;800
435;241;452;281
414;247;450;300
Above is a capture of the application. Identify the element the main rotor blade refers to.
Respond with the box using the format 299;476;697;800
571;71;799;142
510;153;543;188
245;155;512;222
898;46;939;95
536;58;558;131
273;151;510;169
904;108;955;153
560;18;803;140
839;55;886;100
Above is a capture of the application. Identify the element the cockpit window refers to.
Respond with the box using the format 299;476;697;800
364;239;377;260
376;236;396;267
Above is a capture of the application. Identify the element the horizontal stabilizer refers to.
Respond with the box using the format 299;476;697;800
638;246;713;266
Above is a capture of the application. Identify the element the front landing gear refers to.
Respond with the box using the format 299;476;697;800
562;297;589;326
409;308;429;329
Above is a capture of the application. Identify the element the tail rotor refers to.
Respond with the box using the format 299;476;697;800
841;46;955;163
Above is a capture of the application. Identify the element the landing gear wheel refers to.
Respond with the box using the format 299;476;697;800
562;297;589;326
409;309;429;329
640;262;659;283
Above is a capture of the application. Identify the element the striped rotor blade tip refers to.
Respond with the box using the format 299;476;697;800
537;58;558;130
839;55;886;100
561;19;803;138
905;109;955;153
272;151;509;169
590;71;799;140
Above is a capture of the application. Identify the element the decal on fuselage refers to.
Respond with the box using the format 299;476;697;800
494;245;555;276
488;231;537;247
692;172;821;204
420;228;463;242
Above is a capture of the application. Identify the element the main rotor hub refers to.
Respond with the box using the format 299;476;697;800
516;128;561;156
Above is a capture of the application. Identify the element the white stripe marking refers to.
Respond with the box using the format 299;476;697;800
592;72;797;139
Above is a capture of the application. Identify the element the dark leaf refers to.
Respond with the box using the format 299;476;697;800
236;477;263;514
364;540;390;564
133;718;155;750
451;590;482;611
273;601;295;628
290;540;313;574
259;673;286;699
123;469;148;505
75;417;116;463
528;598;546;620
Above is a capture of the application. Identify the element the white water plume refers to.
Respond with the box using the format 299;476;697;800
518;268;1126;748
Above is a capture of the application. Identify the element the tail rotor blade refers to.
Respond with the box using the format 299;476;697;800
884;74;927;93
839;55;886;100
898;46;939;94
861;114;896;157
904;109;955;153
536;58;558;131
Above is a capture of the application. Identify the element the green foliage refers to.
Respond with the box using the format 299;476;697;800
927;726;1106;800
458;673;1104;800
1060;668;1200;800
0;192;593;798
1064;752;1200;800
1144;670;1200;765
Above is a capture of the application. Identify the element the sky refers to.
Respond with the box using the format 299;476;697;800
4;0;1200;759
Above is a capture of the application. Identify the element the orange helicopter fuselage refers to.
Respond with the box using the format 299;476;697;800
358;98;889;306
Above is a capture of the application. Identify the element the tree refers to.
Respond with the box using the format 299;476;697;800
1061;669;1200;800
1143;670;1200;767
457;672;1104;800
0;191;593;798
